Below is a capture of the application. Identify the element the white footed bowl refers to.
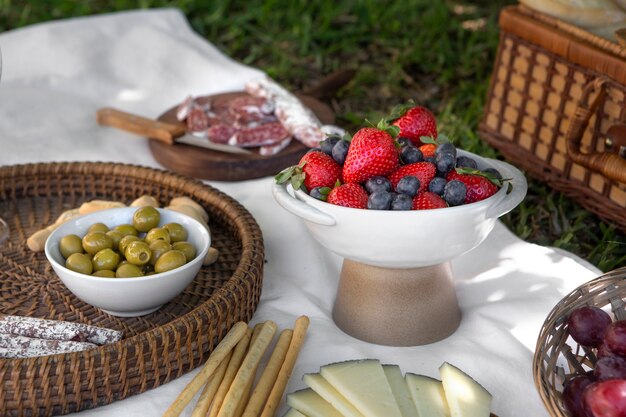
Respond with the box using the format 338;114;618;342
45;207;210;317
273;150;527;268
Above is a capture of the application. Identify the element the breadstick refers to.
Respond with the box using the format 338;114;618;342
190;350;232;417
130;195;160;208
78;200;126;215
162;322;248;417
217;321;278;417
241;329;294;417
234;373;256;417
259;316;310;417
208;328;254;417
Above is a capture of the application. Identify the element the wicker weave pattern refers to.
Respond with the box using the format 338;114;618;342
0;162;264;416
479;6;626;232
533;267;626;417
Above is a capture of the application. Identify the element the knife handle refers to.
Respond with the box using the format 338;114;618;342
96;107;186;145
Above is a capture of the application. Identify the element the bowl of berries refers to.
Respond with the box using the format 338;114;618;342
272;104;527;346
533;266;626;417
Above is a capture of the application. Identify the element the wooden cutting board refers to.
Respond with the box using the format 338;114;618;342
149;92;335;181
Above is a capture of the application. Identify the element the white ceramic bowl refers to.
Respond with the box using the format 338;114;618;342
45;207;210;317
273;150;527;268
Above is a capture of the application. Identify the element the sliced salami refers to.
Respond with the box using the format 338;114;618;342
229;122;291;148
246;77;325;148
0;334;97;358
186;106;209;133
260;136;292;156
176;95;195;122
207;124;238;144
0;315;123;345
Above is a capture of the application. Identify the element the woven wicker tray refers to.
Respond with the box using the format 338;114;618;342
0;162;265;417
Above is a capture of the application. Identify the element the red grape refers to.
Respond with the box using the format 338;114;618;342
595;357;626;381
599;344;618;360
584;380;626;417
605;321;626;357
564;375;596;417
568;306;613;347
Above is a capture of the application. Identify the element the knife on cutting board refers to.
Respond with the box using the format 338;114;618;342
96;107;252;155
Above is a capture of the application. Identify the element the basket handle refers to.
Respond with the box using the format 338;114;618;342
565;77;626;184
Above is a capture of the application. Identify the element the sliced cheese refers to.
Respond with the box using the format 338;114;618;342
287;388;343;417
405;373;450;417
320;359;403;417
303;372;366;417
283;409;308;417
439;362;492;417
382;365;419;417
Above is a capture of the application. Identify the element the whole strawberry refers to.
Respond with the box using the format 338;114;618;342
446;170;498;204
342;127;399;184
412;192;448;210
327;183;368;209
275;151;342;192
392;105;437;146
388;162;436;193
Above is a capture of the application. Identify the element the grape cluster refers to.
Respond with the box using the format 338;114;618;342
563;306;626;417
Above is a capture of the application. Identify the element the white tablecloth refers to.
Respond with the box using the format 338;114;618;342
0;9;601;417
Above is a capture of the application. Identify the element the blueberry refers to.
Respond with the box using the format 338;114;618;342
428;177;447;196
425;156;436;164
436;142;457;158
391;193;413;210
483;167;502;180
397;137;412;147
443;180;467;206
396;176;420;198
435;152;456;175
332;140;350;165
400;145;423;164
365;176;392;194
456;156;478;169
310;186;328;201
367;191;393;210
320;136;340;155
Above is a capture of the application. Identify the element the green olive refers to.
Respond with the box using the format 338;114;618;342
59;234;83;259
88;222;109;233
172;241;196;262
105;230;124;250
115;263;144;278
118;235;140;254
142;264;155;275
149;240;171;266
154;250;186;273
114;224;138;237
124;240;152;266
92;248;120;271
132;206;160;233
65;253;93;275
82;231;113;255
92;270;116;278
163;223;187;243
145;227;170;245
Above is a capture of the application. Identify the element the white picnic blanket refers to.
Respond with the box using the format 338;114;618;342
0;9;601;417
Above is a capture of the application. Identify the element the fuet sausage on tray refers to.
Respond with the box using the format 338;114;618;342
229;122;290;148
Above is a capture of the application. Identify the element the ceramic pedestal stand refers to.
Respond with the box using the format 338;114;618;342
333;260;460;346
273;151;527;347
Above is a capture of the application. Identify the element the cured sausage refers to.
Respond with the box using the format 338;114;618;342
260;137;292;156
0;315;123;345
207;124;238;144
0;334;97;358
228;122;290;148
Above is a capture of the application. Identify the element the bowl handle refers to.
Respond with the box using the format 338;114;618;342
272;183;336;226
486;159;528;219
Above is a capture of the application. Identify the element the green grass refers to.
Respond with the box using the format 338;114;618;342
2;0;624;271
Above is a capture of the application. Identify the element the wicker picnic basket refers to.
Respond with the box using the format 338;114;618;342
479;5;626;232
0;162;264;416
533;266;626;417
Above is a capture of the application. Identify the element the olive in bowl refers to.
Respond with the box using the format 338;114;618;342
45;207;210;317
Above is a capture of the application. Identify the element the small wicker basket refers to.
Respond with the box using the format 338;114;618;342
533;266;626;417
